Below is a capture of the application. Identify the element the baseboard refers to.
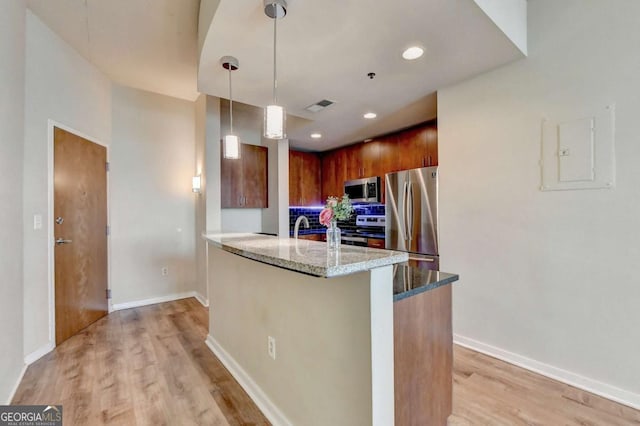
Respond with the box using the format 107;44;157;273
111;291;199;311
205;335;292;426
453;334;640;410
193;292;209;307
24;341;55;365
6;364;28;405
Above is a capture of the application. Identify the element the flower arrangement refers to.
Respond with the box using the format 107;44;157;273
319;194;354;227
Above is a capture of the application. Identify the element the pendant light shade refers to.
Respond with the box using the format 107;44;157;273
264;0;287;140
221;56;240;159
223;134;240;159
264;105;285;140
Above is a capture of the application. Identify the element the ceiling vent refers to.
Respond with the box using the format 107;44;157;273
305;99;335;113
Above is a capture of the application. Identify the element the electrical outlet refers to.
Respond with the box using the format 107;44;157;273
267;336;276;360
161;267;169;276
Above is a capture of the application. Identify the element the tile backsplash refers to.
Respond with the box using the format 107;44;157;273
289;204;385;234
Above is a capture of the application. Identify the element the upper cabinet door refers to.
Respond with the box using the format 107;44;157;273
425;123;438;167
397;127;427;171
221;143;268;208
289;150;322;206
242;144;268;208
321;149;347;200
302;152;322;205
289;150;303;205
345;144;363;180
361;141;380;178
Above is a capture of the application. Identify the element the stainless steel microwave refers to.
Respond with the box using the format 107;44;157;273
344;176;380;203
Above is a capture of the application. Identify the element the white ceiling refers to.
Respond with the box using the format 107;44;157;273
27;0;200;101
199;0;525;150
27;0;525;150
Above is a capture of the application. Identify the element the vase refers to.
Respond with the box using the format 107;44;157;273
326;220;341;251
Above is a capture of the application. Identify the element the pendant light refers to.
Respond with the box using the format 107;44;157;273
263;0;287;140
221;56;240;159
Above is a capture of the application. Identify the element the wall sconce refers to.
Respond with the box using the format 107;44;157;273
192;175;202;193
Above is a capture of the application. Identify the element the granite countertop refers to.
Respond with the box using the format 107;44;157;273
203;233;408;278
392;264;459;302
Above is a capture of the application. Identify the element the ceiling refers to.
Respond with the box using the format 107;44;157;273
27;0;525;150
27;0;200;101
199;0;525;151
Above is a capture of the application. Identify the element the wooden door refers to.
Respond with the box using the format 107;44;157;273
241;144;268;208
54;127;108;345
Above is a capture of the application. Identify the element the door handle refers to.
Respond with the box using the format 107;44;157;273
402;181;408;242
408;181;414;242
55;238;72;245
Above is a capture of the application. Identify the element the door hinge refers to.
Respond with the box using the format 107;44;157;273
106;225;110;236
106;289;112;299
106;162;110;172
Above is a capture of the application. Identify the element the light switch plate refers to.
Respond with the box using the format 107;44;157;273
33;214;42;230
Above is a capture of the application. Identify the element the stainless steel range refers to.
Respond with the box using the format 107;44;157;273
341;215;385;247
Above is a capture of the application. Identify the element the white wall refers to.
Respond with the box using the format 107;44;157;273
0;0;26;404
23;10;112;357
205;96;222;231
194;94;208;302
110;85;196;306
439;0;640;407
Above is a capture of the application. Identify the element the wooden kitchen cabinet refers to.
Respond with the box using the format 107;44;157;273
367;238;385;249
397;127;428;170
221;143;268;208
319;120;437;203
289;150;322;206
321;149;347;200
396;122;438;170
298;233;324;242
344;142;380;180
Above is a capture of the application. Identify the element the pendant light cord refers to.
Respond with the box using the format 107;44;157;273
273;6;278;104
228;67;233;134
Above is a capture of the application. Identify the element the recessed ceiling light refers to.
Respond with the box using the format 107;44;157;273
363;112;377;119
310;133;322;139
402;46;424;60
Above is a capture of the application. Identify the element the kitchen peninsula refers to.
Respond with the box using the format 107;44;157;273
204;233;458;425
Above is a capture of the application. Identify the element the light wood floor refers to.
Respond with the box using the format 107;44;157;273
13;298;268;425
449;346;640;425
13;298;640;425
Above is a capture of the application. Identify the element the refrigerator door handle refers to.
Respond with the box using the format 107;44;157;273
408;180;414;242
402;180;409;243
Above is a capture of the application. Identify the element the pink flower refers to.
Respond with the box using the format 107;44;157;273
319;208;333;227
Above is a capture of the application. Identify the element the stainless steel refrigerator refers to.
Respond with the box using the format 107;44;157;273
385;166;439;270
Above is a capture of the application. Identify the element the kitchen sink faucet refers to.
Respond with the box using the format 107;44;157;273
294;215;310;239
